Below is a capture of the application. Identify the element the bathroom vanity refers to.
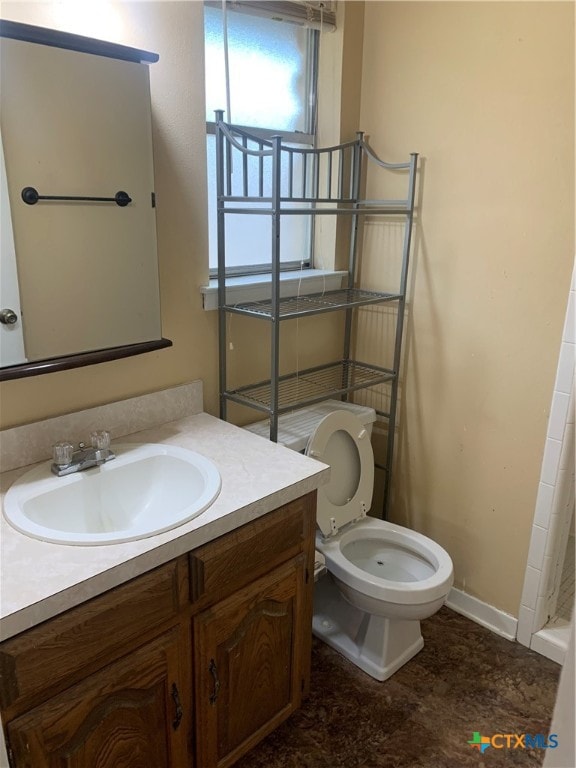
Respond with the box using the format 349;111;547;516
0;395;328;768
0;494;315;767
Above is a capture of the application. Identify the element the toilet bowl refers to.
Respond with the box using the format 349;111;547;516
245;401;454;682
314;515;453;680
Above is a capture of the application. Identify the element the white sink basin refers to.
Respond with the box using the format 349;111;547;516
3;444;221;545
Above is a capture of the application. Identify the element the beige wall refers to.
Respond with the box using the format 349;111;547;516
358;1;575;616
0;1;218;427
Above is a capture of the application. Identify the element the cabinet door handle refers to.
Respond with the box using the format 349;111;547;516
171;682;183;730
209;658;220;705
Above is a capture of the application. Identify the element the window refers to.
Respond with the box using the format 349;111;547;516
204;3;319;275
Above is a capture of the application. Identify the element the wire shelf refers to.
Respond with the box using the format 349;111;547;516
225;288;402;320
225;360;396;412
215;117;419;515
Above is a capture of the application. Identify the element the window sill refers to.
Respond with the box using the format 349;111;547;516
200;269;348;310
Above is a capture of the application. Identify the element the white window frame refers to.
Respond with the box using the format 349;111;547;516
204;2;319;278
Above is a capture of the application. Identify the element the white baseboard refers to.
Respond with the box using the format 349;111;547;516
445;587;518;641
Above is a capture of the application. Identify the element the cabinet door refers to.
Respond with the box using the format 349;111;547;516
194;557;308;768
5;629;190;768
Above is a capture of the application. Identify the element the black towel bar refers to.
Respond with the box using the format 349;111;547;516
21;187;132;207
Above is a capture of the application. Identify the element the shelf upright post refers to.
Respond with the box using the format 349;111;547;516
269;135;282;441
382;152;419;516
342;133;364;394
215;111;228;422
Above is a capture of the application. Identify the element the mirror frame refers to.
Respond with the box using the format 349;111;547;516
0;339;172;381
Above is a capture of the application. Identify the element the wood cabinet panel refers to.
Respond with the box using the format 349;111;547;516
189;494;315;609
0;557;188;714
193;557;308;768
5;628;191;768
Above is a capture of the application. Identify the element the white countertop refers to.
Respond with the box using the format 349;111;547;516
0;412;329;641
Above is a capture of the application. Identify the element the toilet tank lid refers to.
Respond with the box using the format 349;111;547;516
244;400;376;452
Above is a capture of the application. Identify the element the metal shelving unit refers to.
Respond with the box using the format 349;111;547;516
216;112;418;514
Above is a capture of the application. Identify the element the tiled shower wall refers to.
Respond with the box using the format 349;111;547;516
517;267;575;657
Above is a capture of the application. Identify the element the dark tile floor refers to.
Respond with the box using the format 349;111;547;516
237;607;561;768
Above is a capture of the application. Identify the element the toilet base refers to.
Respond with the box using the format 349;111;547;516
312;574;424;681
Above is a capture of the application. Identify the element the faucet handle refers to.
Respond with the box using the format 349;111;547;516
53;442;74;467
90;430;111;451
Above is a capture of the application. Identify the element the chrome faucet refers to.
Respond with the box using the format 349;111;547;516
51;431;116;476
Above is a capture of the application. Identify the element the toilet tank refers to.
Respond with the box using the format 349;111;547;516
244;400;377;453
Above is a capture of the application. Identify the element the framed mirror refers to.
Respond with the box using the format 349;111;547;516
0;20;171;381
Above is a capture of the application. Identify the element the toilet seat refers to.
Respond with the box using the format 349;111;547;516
316;517;454;607
306;410;374;537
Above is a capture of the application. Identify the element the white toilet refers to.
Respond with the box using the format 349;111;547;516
245;401;454;682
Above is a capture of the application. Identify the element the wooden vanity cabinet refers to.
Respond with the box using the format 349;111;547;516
190;494;316;768
5;628;190;768
0;493;316;768
0;557;192;768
